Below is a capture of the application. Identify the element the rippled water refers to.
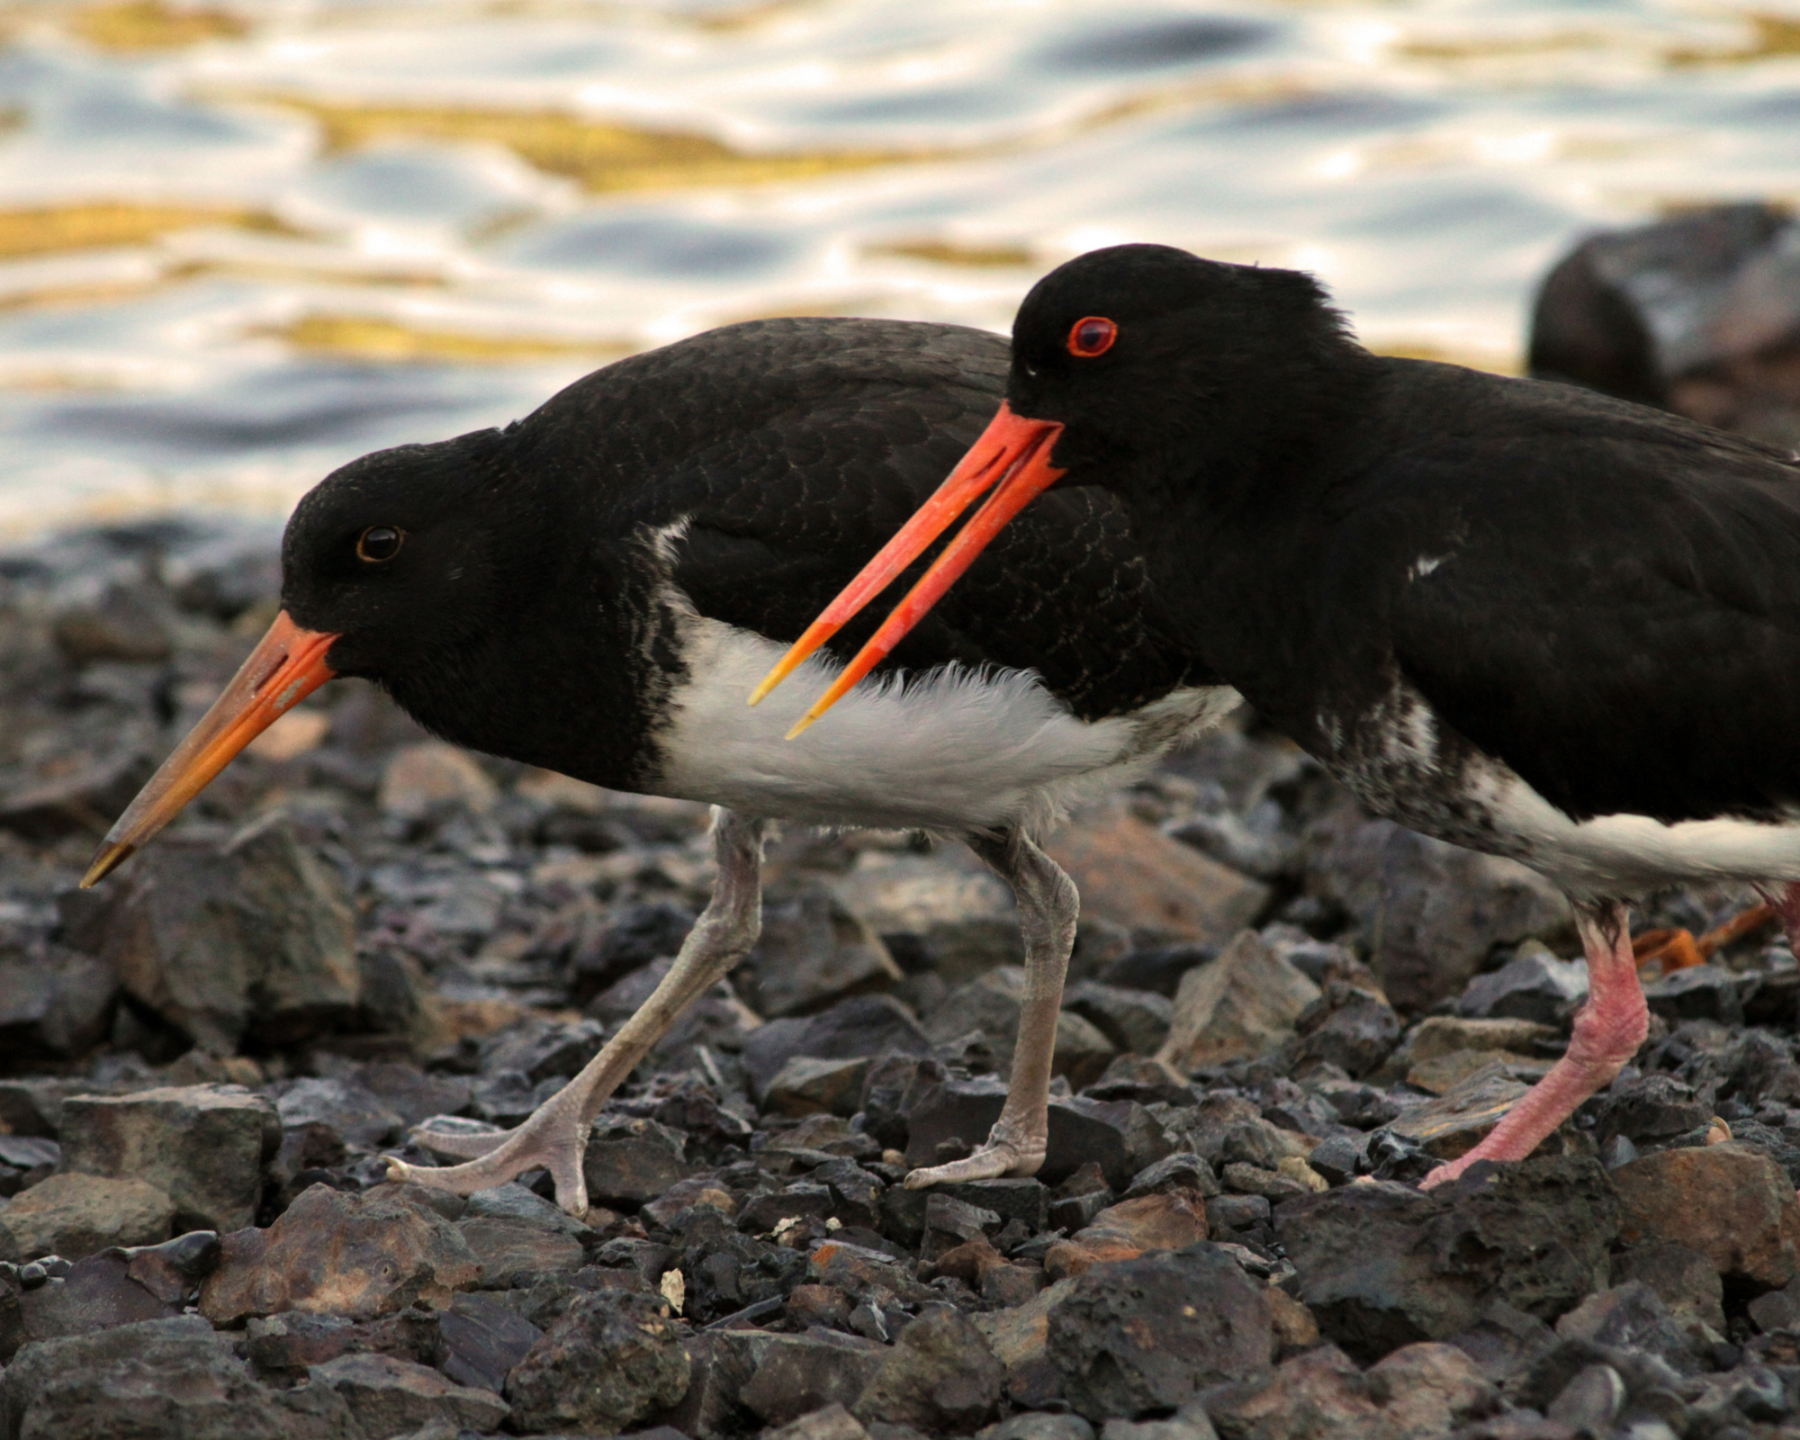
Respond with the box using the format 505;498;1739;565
0;0;1795;537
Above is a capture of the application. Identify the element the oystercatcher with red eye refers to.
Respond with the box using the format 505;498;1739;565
760;242;1800;1190
77;314;1235;1212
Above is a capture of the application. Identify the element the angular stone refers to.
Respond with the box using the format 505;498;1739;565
718;1327;890;1427
1611;1241;1725;1333
1643;963;1752;1024
1063;981;1174;1057
16;1246;180;1344
830;848;1022;982
274;1076;405;1152
83;812;360;1053
2;1314;362;1440
1046;1190;1209;1279
244;1308;444;1383
1306;803;1571;1011
1457;943;1589;1025
902;1077;1168;1189
741;887;903;1018
456;1215;585;1287
1156;930;1320;1072
994;1416;1097;1440
741;995;931;1103
476;1015;608;1084
1553;1281;1699;1375
854;1302;1004;1433
0;737;155;843
311;1349;509;1435
1276;1156;1620;1361
504;1290;689;1435
927;968;1118;1085
1386;1015;1562;1077
0;949;117;1062
765;1401;874;1440
582;1114;692;1205
379;742;499;820
1206;1341;1497;1440
58;1083;279;1232
764;1055;871;1118
438;1289;543;1392
200;1183;481;1322
1046;808;1270;945
1612;1141;1800;1284
1046;1243;1273;1420
1379;1059;1532;1160
0;1173;174;1262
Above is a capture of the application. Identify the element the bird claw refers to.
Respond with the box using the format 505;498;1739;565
384;1107;592;1214
903;1135;1045;1189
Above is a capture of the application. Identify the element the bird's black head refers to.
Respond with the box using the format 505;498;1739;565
280;427;527;685
1004;244;1368;492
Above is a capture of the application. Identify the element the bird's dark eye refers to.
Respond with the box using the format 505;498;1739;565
1067;316;1117;358
356;526;404;563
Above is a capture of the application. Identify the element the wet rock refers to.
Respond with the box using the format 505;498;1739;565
1046;808;1271;945
504;1290;689;1435
1205;1340;1497;1440
82;811;361;1053
1288;979;1402;1078
1612;1140;1800;1284
742;887;903;1018
0;949;117;1063
0;1172;174;1262
244;1307;444;1383
765;1055;871;1117
1457;943;1589;1025
379;742;499;820
1276;1156;1620;1361
1529;202;1800;447
2;1314;362;1440
58;1082;279;1232
1047;1243;1273;1420
439;1289;543;1391
1305;803;1571;1011
717;1327;890;1427
583;1114;693;1206
311;1349;509;1435
1063;981;1174;1057
200;1182;482;1323
854;1303;1004;1433
1155;930;1320;1072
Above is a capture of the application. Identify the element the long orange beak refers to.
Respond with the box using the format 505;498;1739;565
748;401;1066;735
81;610;339;887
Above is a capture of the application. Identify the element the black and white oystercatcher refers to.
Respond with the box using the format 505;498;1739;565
759;243;1800;1189
81;315;1233;1212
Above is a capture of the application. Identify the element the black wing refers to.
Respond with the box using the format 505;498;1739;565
556;317;1209;720
1381;376;1800;822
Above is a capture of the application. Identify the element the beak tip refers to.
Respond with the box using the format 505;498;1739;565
80;843;131;889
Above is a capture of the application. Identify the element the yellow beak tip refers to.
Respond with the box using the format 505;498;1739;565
784;715;817;741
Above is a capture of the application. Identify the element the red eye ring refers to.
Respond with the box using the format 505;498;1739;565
1067;316;1117;358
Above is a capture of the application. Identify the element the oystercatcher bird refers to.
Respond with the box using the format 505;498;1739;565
81;315;1233;1213
758;244;1800;1189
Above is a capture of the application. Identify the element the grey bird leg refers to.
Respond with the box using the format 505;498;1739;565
386;808;766;1215
904;825;1079;1188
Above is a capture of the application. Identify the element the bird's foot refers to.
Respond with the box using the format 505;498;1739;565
903;1122;1046;1189
386;1098;592;1215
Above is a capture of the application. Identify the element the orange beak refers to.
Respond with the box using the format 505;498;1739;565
748;401;1066;735
80;609;339;887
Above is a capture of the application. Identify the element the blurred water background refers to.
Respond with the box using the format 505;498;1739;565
0;0;1794;539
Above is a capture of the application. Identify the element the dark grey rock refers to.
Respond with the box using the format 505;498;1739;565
1276;1156;1621;1362
503;1290;688;1435
244;1308;444;1383
741;887;902;1018
1064;980;1174;1057
476;1016;607;1083
903;1077;1168;1189
1611;1241;1725;1333
439;1290;543;1392
1288;980;1401;1078
582;1115;691;1206
2;1314;362;1439
717;1327;890;1427
0;950;117;1063
1643;964;1752;1025
1456;945;1588;1025
853;1303;1004;1433
742;995;931;1100
310;1349;510;1435
1046;1243;1273;1421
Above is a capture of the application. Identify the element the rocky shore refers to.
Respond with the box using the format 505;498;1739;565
1;513;1799;1440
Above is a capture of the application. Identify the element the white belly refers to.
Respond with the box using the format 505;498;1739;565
652;613;1238;834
